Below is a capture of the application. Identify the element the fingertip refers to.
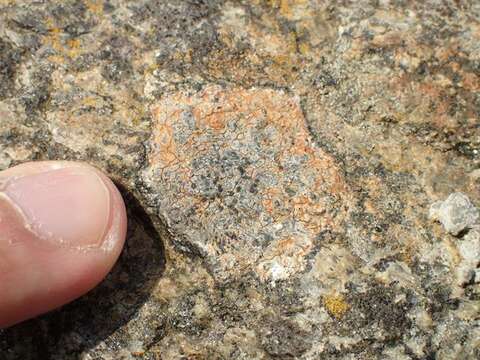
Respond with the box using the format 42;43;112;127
0;161;127;328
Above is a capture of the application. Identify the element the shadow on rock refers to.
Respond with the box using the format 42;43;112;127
0;184;166;359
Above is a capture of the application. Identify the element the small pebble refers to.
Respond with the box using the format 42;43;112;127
429;192;479;236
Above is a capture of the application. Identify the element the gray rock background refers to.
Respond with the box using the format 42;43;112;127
0;0;479;359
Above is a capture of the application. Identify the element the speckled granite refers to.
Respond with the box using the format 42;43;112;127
0;1;479;359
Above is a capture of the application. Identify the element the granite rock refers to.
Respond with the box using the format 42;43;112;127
429;192;479;235
0;0;479;359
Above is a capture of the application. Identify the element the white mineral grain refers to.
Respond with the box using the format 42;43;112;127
429;192;479;236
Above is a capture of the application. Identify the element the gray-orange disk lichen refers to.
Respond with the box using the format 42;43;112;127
145;86;351;282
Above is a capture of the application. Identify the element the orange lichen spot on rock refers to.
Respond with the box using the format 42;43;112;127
323;294;350;319
266;53;298;81
66;38;82;58
145;63;160;75
81;96;98;108
280;0;307;19
48;26;62;36
398;238;417;265
461;72;480;91
147;86;351;281
44;22;64;53
262;187;282;216
291;195;327;231
47;55;66;65
156;128;178;167
67;38;81;49
195;108;228;131
43;19;86;60
266;0;280;9
85;0;104;15
265;0;306;18
276;237;296;251
150;106;179;168
298;41;311;56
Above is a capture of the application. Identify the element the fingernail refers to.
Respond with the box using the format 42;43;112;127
1;166;111;248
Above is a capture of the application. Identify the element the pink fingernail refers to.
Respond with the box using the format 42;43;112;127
1;166;111;248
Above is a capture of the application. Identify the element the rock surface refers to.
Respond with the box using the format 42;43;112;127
430;192;479;235
0;0;479;359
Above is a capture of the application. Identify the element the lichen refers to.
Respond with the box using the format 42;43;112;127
323;294;350;319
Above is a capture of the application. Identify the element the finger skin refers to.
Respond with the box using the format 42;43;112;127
0;161;127;328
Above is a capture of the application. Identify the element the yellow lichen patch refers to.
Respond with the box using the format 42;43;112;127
145;63;160;75
287;31;298;53
266;54;300;83
44;21;64;53
298;41;310;56
80;96;98;108
280;0;291;16
66;38;82;58
43;19;85;60
67;38;81;49
128;103;148;126
217;3;303;82
85;0;104;15
395;234;415;265
323;294;350;319
262;0;307;17
47;55;66;65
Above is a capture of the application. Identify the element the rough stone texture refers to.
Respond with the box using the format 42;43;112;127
430;192;479;235
0;1;479;359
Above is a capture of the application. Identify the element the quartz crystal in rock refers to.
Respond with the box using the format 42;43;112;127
430;192;479;236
